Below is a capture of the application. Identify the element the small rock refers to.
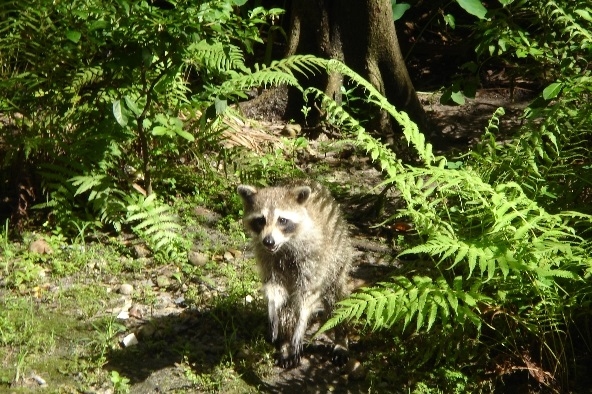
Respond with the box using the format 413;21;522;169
155;294;173;309
137;323;156;340
132;244;151;258
223;251;234;261
139;278;155;288
188;251;208;266
344;358;366;380
118;283;134;295
30;372;47;386
156;275;171;289
228;248;242;259
121;333;139;347
129;304;143;319
281;123;302;137
194;206;222;224
116;310;129;320
29;239;53;255
236;347;251;360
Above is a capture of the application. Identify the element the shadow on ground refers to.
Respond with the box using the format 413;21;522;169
103;285;386;393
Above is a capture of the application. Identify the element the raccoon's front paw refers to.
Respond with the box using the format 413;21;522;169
275;352;301;369
332;344;349;366
275;343;301;369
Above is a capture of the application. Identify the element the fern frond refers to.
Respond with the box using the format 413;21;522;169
187;40;247;73
218;54;326;99
125;193;183;255
319;276;485;336
66;65;104;97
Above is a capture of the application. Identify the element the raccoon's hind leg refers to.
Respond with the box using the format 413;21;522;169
324;285;350;366
332;323;349;366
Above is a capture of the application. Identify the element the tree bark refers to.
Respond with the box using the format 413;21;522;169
284;0;430;142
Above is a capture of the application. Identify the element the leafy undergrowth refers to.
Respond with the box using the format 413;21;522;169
0;135;383;393
0;131;479;393
0;216;271;393
4;87;591;393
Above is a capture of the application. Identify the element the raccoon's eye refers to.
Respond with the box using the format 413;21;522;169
249;217;266;232
277;217;297;233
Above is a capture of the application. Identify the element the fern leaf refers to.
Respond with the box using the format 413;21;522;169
427;300;439;331
70;175;106;197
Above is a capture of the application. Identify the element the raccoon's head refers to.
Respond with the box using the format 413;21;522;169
237;184;312;254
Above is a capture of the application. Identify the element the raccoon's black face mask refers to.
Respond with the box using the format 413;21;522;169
237;184;313;253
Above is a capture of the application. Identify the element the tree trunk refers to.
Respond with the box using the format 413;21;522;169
284;0;430;143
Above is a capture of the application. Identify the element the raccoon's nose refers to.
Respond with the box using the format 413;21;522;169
262;236;275;249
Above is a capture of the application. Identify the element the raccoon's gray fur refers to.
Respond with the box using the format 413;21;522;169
237;180;353;369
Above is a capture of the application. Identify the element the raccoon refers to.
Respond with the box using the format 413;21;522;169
237;180;353;368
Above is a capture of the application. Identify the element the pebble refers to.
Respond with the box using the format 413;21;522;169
138;323;156;340
129;304;143;319
344;358;366;380
121;333;138;347
29;239;53;255
132;244;151;258
116;310;129;320
188;251;208;266
281;123;302;137
223;251;234;261
227;248;242;259
156;275;170;289
194;206;221;224
119;283;134;295
30;372;47;386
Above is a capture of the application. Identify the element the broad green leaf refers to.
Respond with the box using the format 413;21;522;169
450;244;468;269
175;129;195;142
113;100;128;127
542;82;563;100
446;290;459;313
467;247;478;278
457;0;488;19
451;90;465;105
89;20;108;31
214;98;227;114
427;301;438;331
124;96;142;117
152;126;169;136
65;30;81;43
392;2;411;21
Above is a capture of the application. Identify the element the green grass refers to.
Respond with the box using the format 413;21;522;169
0;200;271;392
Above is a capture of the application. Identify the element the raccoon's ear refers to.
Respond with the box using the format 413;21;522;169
237;185;257;203
293;186;312;204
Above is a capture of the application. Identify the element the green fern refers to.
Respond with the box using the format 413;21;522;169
287;56;592;384
66;65;104;98
125;193;183;255
319;275;486;335
218;55;326;99
187;40;248;74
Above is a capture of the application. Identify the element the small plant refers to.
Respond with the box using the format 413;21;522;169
88;317;127;367
110;371;131;394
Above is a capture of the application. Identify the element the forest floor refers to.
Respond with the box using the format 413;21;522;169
0;81;537;393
